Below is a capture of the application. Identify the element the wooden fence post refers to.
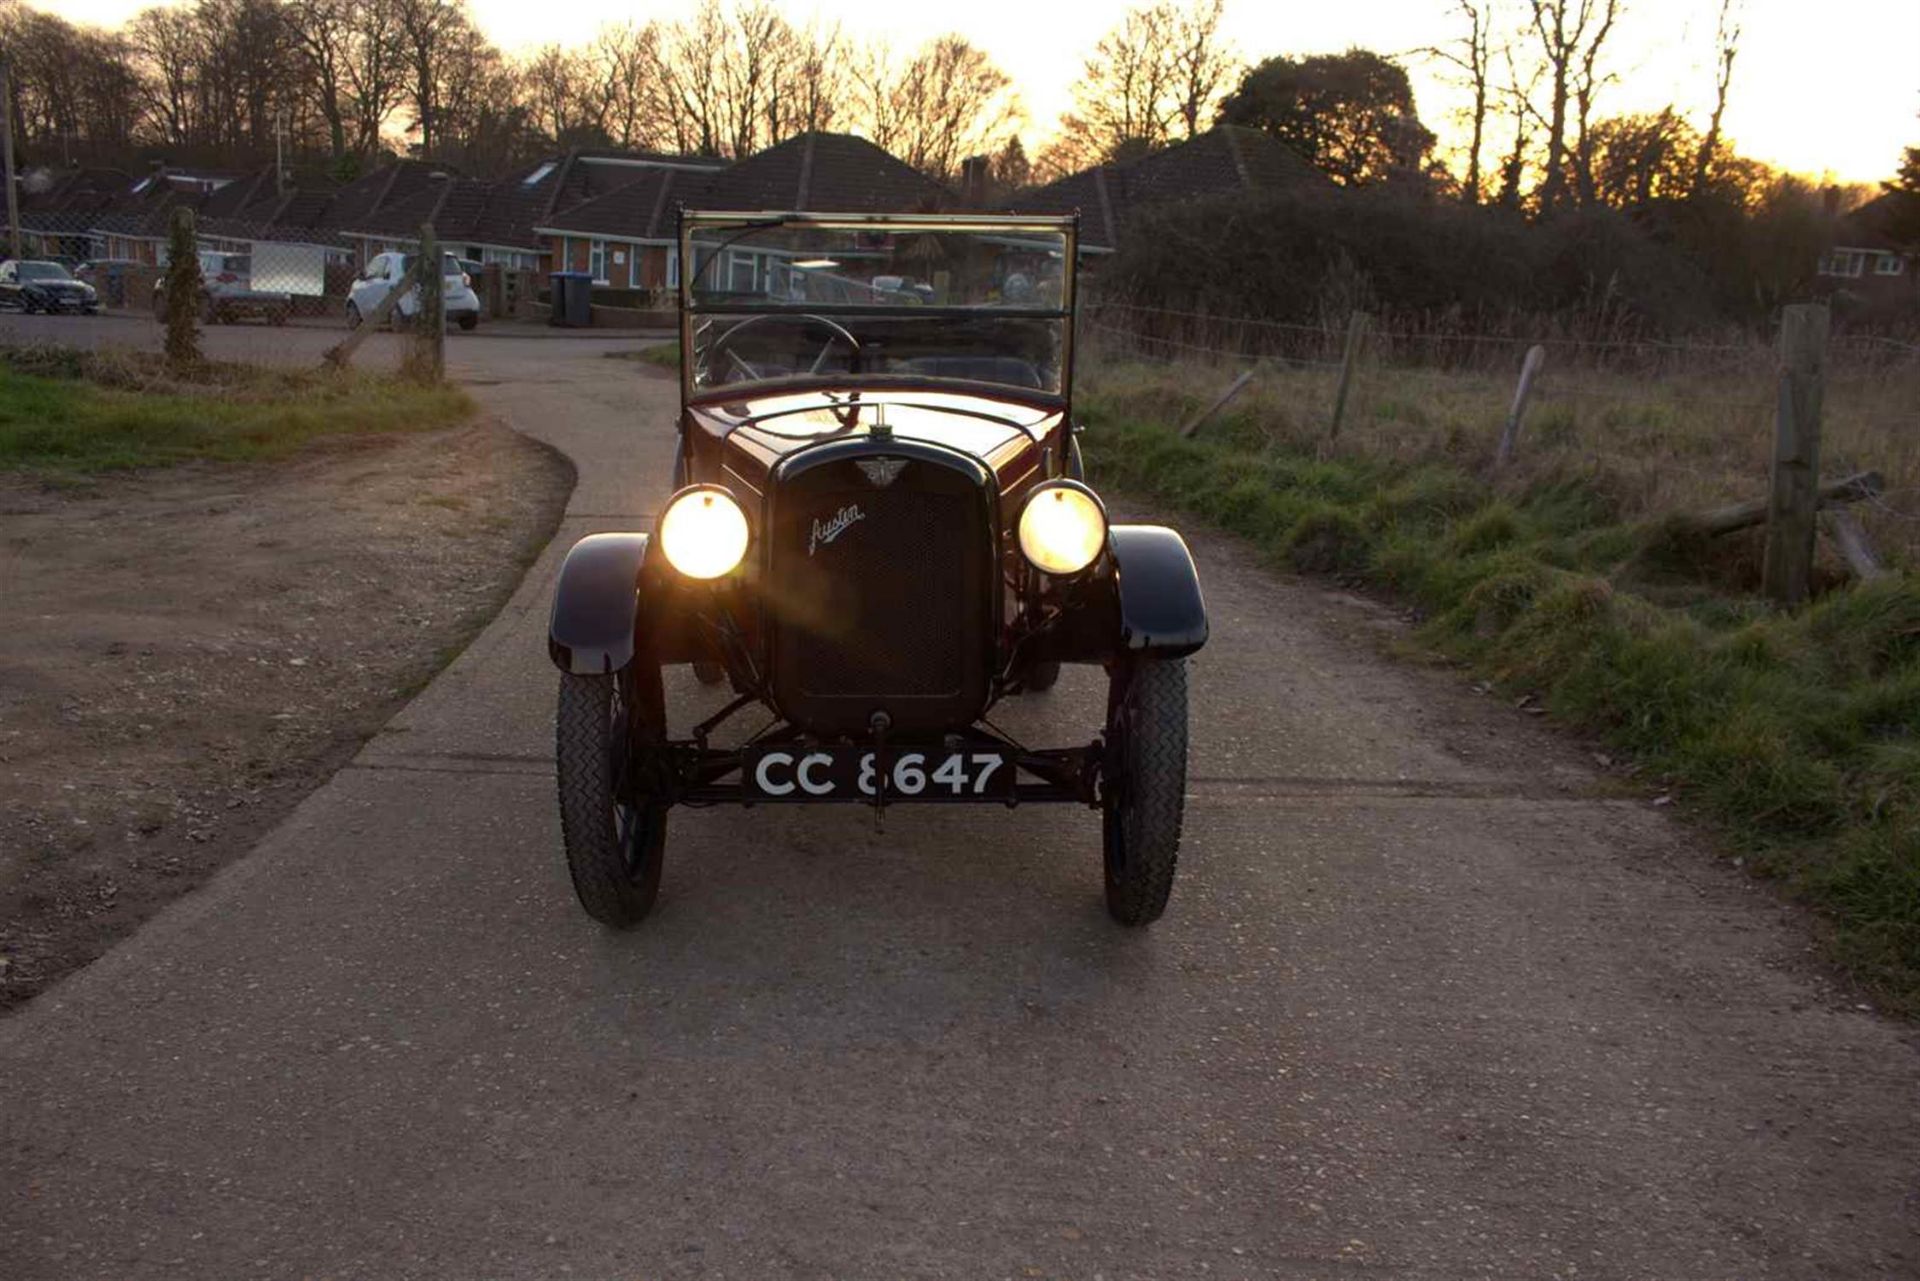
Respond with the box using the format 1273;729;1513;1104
321;257;421;370
406;221;445;384
1494;344;1547;468
1762;303;1830;605
1326;310;1370;443
1178;366;1256;439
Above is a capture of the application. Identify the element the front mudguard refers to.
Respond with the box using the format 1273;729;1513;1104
1034;524;1208;663
548;533;652;675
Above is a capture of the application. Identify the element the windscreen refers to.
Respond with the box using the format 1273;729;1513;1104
682;217;1072;399
19;262;72;281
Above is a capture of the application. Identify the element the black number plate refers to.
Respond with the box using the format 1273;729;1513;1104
742;747;1015;801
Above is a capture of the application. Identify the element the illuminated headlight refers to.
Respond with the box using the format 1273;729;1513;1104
1018;481;1108;576
659;485;749;579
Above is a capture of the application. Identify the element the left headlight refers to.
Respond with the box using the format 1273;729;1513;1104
1018;480;1108;576
658;484;749;579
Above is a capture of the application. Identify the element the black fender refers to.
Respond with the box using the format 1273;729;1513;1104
1109;524;1207;657
548;532;650;675
1030;524;1208;663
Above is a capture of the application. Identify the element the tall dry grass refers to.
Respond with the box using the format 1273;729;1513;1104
1080;313;1920;568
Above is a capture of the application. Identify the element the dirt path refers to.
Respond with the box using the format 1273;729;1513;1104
0;341;1916;1279
0;420;571;1008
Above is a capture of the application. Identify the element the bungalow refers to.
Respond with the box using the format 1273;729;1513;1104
535;132;953;298
1011;125;1327;253
1818;192;1917;316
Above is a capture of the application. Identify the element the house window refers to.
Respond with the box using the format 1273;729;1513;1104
589;239;608;284
729;250;758;293
1820;249;1866;278
1874;253;1906;277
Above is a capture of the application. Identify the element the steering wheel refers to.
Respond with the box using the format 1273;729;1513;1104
707;313;862;383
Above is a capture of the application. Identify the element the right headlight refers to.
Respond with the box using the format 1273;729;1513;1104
658;484;749;579
1018;480;1108;576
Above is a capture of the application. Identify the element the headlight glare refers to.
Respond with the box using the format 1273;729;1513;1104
659;485;749;579
1018;481;1107;576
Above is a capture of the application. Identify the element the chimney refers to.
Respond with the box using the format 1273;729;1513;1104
961;155;989;208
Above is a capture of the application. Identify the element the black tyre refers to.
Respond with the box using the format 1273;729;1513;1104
1102;658;1189;926
1024;659;1061;692
555;663;668;928
345;302;363;329
456;313;478;331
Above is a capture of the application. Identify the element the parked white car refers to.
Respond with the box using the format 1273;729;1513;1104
346;252;480;331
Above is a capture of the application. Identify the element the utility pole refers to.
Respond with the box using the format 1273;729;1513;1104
1;60;21;261
276;108;288;196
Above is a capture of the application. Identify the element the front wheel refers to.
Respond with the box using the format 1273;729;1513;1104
456;313;478;331
345;302;363;329
1102;658;1189;926
555;665;668;928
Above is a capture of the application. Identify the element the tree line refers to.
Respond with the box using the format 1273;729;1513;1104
0;0;1029;186
0;0;1911;232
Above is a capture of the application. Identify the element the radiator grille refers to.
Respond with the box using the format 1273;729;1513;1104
769;450;992;733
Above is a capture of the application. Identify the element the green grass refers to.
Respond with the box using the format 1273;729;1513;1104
606;340;680;370
0;353;473;474
1081;380;1920;1014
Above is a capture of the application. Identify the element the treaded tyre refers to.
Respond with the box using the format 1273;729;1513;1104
457;313;478;331
555;664;668;928
1102;658;1189;926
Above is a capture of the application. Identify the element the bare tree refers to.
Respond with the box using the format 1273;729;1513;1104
1691;0;1741;196
286;0;354;159
1422;1;1495;203
587;21;668;149
1525;0;1620;210
395;0;466;157
1168;0;1234;139
128;4;203;150
856;35;1017;183
1493;44;1539;209
523;43;604;146
341;0;405;159
1042;0;1233;178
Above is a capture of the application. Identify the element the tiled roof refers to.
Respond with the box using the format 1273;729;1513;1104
539;167;692;239
694;132;952;213
1838;193;1919;251
1013;126;1326;250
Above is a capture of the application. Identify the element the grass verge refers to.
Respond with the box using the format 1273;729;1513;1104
1081;377;1920;1014
606;340;680;370
0;348;473;473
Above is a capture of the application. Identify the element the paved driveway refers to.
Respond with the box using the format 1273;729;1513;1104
2;315;1917;1278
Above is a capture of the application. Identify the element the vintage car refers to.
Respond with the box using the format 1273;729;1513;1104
546;211;1207;929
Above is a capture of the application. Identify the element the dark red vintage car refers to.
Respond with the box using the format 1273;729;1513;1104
547;211;1207;928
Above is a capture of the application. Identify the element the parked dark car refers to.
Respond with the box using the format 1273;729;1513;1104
546;211;1208;929
0;259;100;314
151;252;290;325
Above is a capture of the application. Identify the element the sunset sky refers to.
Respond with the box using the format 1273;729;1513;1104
44;0;1920;184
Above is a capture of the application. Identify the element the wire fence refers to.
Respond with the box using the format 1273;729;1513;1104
1079;298;1920;571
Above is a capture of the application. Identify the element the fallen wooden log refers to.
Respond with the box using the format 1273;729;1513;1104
1823;508;1889;581
1679;470;1882;537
